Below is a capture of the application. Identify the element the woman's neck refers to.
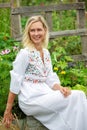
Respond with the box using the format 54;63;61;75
34;44;43;51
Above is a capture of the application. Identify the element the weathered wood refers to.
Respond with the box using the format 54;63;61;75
0;3;10;8
15;28;87;41
50;29;87;39
81;36;87;56
11;2;85;15
10;0;22;38
45;12;53;31
11;15;22;38
76;2;87;56
77;10;86;28
71;54;87;61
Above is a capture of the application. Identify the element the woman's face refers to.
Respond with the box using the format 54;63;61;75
29;21;46;45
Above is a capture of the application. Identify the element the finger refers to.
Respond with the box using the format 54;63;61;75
64;90;71;97
60;87;70;97
63;88;71;94
5;119;11;128
60;89;67;96
60;89;65;95
61;89;70;97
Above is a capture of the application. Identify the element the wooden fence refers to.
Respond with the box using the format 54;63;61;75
0;0;87;62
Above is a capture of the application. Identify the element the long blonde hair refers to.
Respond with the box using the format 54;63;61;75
22;15;49;49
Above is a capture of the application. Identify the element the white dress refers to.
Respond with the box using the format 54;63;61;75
10;48;87;130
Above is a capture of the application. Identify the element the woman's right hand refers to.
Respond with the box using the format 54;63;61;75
2;110;14;128
2;92;16;128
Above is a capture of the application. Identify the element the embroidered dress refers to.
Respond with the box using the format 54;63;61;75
10;48;87;130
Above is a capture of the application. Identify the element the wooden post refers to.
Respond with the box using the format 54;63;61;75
45;12;53;31
10;0;22;39
76;0;87;56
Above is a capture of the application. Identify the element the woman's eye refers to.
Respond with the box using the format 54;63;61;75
30;29;35;32
37;29;42;31
30;28;42;32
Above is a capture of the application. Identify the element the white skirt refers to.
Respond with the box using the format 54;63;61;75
18;81;87;130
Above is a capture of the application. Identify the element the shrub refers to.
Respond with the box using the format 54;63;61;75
48;40;87;93
0;33;19;116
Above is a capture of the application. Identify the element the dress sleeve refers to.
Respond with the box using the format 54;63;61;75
45;51;61;88
10;49;29;94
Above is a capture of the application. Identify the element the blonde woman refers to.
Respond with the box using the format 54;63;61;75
3;15;87;130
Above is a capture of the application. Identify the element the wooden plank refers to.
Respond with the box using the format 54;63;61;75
11;2;85;15
50;28;87;39
77;10;86;28
0;3;10;8
71;54;87;61
15;28;87;41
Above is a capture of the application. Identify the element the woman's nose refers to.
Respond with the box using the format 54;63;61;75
34;30;38;35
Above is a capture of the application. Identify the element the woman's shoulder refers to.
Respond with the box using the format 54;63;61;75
19;48;29;54
43;48;50;55
15;48;29;60
43;48;50;53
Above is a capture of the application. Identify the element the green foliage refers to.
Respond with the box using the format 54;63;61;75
0;8;10;34
49;36;81;55
52;10;76;31
20;0;61;6
65;36;81;55
0;33;19;116
72;84;87;96
48;40;87;93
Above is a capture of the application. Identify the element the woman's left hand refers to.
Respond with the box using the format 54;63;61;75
53;84;71;97
59;87;71;97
